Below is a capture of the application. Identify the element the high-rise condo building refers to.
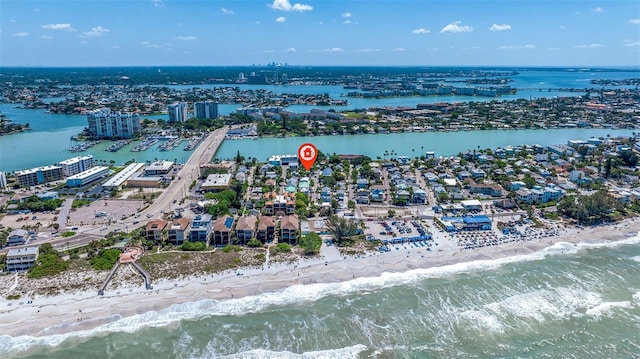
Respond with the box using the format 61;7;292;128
87;108;141;139
168;102;188;123
194;101;219;119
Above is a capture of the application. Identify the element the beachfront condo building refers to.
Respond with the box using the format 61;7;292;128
145;220;168;243
6;246;39;272
87;108;141;139
168;102;188;123
235;215;257;244
59;155;95;177
257;216;276;243
194;101;219;119
212;215;234;246
15;165;64;187
189;214;213;243
168;218;191;245
280;215;300;244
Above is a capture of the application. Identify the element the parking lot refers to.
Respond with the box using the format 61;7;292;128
68;199;144;226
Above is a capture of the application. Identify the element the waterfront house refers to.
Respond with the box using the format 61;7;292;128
168;218;191;245
7;229;29;247
280;215;299;244
189;214;213;243
257;216;276;243
212;215;234;246
235;215;257;244
6;246;39;272
145;220;168;243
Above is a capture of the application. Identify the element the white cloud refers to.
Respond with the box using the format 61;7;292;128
13;32;29;37
270;0;312;12
489;24;511;31
591;7;604;13
142;41;161;48
41;23;76;31
343;20;351;25
111;45;120;49
559;25;566;30
276;16;286;23
151;0;164;7
440;21;473;33
573;43;603;48
628;19;640;24
623;40;640;47
412;28;430;34
263;49;275;53
176;36;197;41
321;47;344;53
286;47;296;53
354;48;381;52
221;8;234;15
498;44;536;50
392;47;406;52
82;26;109;37
40;35;54;40
342;12;352;18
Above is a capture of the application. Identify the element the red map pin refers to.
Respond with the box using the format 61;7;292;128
298;143;318;171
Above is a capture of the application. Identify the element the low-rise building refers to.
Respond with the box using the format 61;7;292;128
6;246;39;272
7;229;29;246
15;165;64;187
235;215;257;244
144;161;174;176
201;173;232;192
264;192;296;216
189;214;213;243
168;218;191;245
103;162;145;190
257;216;276;243
66;166;110;187
212;215;234;246
280;214;299;244
145;219;168;243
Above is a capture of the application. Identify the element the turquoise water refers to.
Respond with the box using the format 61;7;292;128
0;104;194;172
3;238;640;358
214;128;636;161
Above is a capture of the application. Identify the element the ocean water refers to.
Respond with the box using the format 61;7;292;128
3;236;640;359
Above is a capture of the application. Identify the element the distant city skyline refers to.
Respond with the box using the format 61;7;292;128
1;0;639;67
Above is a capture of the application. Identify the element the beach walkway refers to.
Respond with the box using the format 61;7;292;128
98;246;151;295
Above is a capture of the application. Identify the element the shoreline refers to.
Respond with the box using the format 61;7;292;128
1;217;640;343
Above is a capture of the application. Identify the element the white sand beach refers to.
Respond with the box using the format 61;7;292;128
1;218;640;339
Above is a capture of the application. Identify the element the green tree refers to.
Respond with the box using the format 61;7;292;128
299;232;322;254
325;215;359;246
28;243;68;278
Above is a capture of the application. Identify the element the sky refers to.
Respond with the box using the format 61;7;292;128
1;0;639;67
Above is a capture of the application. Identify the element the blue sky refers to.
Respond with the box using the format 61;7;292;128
1;0;639;67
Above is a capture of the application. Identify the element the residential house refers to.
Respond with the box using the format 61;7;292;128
145;220;169;243
280;214;300;244
466;179;504;197
189;214;213;243
168;218;191;245
212;215;234;246
257;216;276;243
412;188;427;204
235;215;257;244
6;229;29;247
